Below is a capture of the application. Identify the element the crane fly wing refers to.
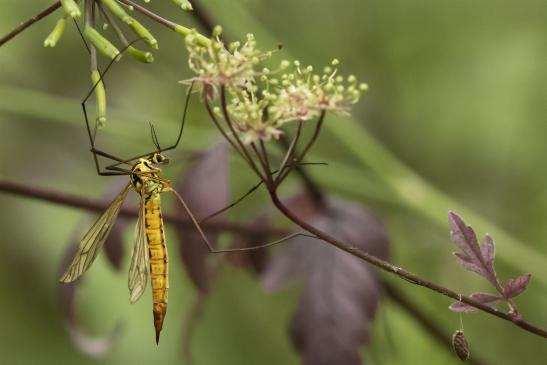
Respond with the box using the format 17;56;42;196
128;190;149;303
60;183;132;283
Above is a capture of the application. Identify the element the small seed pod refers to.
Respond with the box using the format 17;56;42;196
452;330;470;361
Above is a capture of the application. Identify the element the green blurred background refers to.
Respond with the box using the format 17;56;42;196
1;0;546;364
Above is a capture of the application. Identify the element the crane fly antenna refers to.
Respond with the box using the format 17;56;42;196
150;122;162;150
158;81;195;154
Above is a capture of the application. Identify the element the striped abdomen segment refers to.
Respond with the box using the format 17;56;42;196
144;193;169;344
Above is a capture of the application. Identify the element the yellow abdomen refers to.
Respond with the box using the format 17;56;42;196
144;193;169;343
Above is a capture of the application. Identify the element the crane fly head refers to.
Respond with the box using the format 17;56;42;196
150;151;169;165
130;155;168;195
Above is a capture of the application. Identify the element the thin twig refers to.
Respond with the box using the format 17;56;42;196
275;120;303;186
0;180;288;237
250;142;272;187
118;0;180;31
204;98;244;157
219;86;267;181
293;111;326;167
268;190;547;339
276;135;325;206
0;1;62;47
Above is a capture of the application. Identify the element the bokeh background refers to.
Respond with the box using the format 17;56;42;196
1;0;546;364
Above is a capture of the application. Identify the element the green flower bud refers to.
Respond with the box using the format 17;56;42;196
171;0;193;11
84;26;121;60
60;0;81;18
102;0;133;24
128;46;154;63
128;19;158;49
44;17;66;48
176;25;211;47
213;25;223;37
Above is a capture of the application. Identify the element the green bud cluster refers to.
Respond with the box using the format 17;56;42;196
186;28;367;144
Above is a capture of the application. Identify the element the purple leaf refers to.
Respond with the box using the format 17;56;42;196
503;273;532;299
263;197;389;365
453;252;488;277
481;234;495;269
449;292;502;313
448;211;498;287
175;142;229;294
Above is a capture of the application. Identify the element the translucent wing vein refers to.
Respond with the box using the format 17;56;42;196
128;190;149;303
59;183;132;283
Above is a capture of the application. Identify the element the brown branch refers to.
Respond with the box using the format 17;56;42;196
268;190;547;339
383;281;491;365
0;1;62;47
0;180;288;237
118;0;180;31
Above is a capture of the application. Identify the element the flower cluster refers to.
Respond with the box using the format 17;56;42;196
185;28;368;143
186;27;271;90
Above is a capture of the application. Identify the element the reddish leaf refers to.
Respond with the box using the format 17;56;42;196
503;273;531;299
174;142;229;294
449;292;502;312
481;234;495;269
448;212;498;287
263;198;389;365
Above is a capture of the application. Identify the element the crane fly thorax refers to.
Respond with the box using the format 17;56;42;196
130;158;170;197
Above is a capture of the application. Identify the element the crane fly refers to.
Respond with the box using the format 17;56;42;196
60;151;181;343
59;66;202;342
